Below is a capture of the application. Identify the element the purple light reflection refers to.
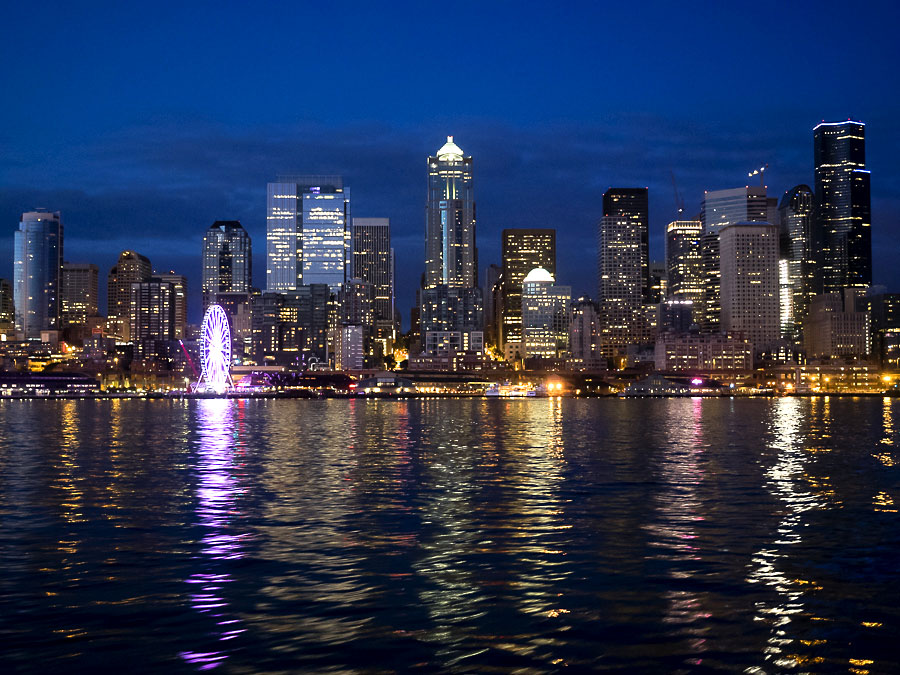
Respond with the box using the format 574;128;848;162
181;399;247;670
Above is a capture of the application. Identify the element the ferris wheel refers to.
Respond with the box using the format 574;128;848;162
198;304;233;394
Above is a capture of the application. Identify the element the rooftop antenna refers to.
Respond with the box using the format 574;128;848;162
748;163;769;188
670;171;685;216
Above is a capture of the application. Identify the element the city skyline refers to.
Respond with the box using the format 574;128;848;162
2;3;898;324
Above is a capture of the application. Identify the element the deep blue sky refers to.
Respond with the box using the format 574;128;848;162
2;0;899;326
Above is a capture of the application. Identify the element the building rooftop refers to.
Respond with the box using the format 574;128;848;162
523;267;555;284
436;136;464;161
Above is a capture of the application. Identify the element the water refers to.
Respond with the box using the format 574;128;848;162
0;397;898;673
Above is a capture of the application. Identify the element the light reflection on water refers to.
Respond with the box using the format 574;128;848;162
0;397;898;672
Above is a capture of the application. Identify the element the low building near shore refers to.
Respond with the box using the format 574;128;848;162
0;371;100;396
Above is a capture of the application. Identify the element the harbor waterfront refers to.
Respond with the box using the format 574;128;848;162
1;397;898;672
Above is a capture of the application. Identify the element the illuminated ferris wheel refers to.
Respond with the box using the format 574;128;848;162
197;304;232;394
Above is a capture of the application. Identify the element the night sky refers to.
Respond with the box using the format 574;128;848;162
2;1;899;326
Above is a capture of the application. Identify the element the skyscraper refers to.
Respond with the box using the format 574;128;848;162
351;217;394;345
130;278;175;351
159;272;187;339
521;268;571;359
0;279;14;337
597;206;648;354
700;186;768;234
266;176;350;293
108;251;151;341
14;210;63;339
500;228;556;358
202;220;252;307
814;120;871;291
61;262;99;327
719;223;780;353
778;185;818;340
420;137;482;349
665;220;703;311
603;188;649;301
425;137;476;289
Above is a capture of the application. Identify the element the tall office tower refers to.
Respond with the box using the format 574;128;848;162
597;213;647;354
159;272;187;339
868;292;900;368
568;297;604;370
425;136;476;289
603;188;649;300
351;218;393;345
266;176;350;292
0;279;14;336
202;220;252;307
719;223;780;353
60;263;99;327
814;120;871;291
108;250;152;340
482;263;502;351
698;232;721;332
665;220;703;310
129;279;175;351
521;268;571;359
499;228;556;357
14;210;63;338
700;186;768;233
778;185;818;341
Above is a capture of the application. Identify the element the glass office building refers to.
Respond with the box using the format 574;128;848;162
14;210;63;338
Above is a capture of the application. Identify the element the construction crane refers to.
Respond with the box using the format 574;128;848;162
748;164;769;187
670;171;685;216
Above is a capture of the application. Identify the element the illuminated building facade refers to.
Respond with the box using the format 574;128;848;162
61;262;98;327
700;186;768;234
500;228;556;358
522;268;571;358
266;176;350;293
425;137;476;289
14;210;63;339
0;279;13;336
351;217;394;345
665;220;703;314
108;250;151;340
597;207;648;353
813;120;871;292
202;221;251;307
130;278;175;352
868;292;900;368
778;185;818;340
719;223;780;353
603;188;649;300
159;272;187;339
653;332;754;371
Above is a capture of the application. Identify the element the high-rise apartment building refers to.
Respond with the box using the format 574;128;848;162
778;185;818;341
719;223;780;353
61;263;99;327
266;176;350;293
603;188;649;301
701;186;768;234
521;268;571;359
805;289;870;359
108;251;151;340
425;137;476;289
597;209;647;354
351;217;393;344
130;279;175;350
568;297;604;370
482;263;502;352
14;211;63;338
813;120;871;291
202;221;252;307
499;228;556;358
158;272;187;339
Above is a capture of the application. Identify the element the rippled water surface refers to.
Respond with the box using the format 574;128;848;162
1;397;899;672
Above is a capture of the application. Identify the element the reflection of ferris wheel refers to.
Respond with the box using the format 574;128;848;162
198;304;232;394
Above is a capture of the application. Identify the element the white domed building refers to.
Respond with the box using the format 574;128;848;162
521;268;571;359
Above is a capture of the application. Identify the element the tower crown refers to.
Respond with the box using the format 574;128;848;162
436;135;464;161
